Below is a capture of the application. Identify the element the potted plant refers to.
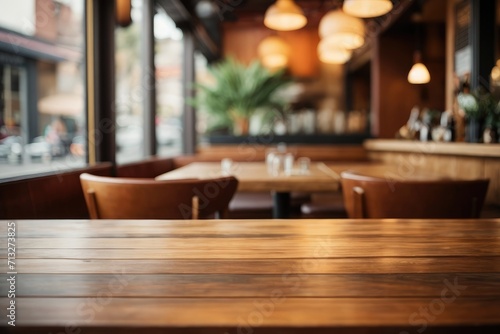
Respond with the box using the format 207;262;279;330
457;88;489;143
482;97;500;143
192;58;290;136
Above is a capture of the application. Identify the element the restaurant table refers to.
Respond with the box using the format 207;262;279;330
2;218;500;334
156;162;340;218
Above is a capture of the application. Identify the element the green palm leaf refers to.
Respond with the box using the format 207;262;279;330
191;58;290;132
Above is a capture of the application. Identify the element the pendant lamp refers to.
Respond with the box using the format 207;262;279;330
317;39;352;64
319;10;365;50
258;36;291;70
407;13;430;84
264;0;307;31
343;0;393;18
408;51;431;84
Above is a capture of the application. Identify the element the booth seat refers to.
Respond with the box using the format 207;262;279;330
0;163;114;219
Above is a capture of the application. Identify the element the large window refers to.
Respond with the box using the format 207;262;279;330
155;7;183;157
115;1;183;164
115;0;144;164
0;0;85;179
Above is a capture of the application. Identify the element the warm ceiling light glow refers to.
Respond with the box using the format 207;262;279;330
343;0;393;18
319;10;365;50
258;36;291;69
264;0;307;31
408;52;430;84
317;39;352;64
116;0;132;27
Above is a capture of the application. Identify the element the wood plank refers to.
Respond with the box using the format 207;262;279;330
9;273;500;298
6;297;500;327
6;257;500;274
11;243;500;259
5;219;500;238
10;234;500;251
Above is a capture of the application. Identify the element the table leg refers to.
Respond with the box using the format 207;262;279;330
273;192;291;218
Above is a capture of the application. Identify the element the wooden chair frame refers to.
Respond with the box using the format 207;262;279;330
341;171;489;219
80;173;238;219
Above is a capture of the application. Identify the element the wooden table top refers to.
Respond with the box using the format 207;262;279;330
2;219;500;333
156;161;340;192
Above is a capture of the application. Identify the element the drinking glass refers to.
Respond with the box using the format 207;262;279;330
298;157;310;174
284;153;294;175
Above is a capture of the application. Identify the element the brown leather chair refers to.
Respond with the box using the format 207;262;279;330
341;171;489;219
80;173;238;219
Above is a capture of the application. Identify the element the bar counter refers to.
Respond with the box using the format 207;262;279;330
1;218;500;333
364;139;500;206
364;139;500;158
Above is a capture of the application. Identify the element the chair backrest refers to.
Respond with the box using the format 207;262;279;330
79;173;238;219
341;171;489;219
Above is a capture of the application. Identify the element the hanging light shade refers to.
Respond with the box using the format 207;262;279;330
343;0;393;18
258;36;291;70
116;0;132;27
264;0;307;31
408;51;431;84
317;39;352;64
319;10;365;50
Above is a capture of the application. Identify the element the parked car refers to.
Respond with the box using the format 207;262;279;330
0;136;23;163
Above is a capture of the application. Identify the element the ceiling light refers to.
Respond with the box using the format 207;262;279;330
407;12;430;84
408;52;430;84
258;36;291;70
319;10;365;50
264;0;307;31
343;0;393;18
317;39;352;64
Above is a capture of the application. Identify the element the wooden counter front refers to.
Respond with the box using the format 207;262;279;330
364;139;500;206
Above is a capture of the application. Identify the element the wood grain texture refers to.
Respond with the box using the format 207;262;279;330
4;257;500;274
9;273;500;297
5;297;500;327
1;218;500;333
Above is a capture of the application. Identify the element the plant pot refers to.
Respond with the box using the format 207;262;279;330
232;116;250;136
465;117;482;143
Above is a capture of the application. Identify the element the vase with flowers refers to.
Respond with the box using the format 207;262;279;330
456;86;498;143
